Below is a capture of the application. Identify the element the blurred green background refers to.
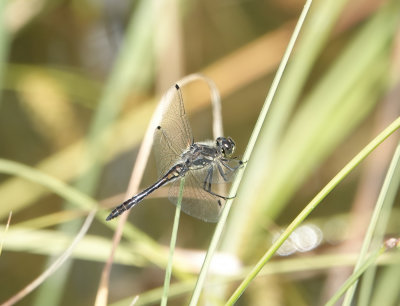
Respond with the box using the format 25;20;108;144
1;0;400;305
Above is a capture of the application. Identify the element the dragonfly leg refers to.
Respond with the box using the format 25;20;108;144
217;162;229;182
202;166;236;200
220;159;244;172
203;166;213;192
217;159;244;182
205;189;236;200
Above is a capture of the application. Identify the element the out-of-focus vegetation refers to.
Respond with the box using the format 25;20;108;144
1;0;400;305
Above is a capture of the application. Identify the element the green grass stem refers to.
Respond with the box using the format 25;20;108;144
188;1;313;304
161;178;185;306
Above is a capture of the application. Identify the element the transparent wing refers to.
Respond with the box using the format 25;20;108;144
154;85;193;177
168;171;225;223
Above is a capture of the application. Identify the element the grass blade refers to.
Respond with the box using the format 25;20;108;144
161;178;185;306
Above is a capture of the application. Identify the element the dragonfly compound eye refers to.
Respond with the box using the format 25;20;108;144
217;137;235;157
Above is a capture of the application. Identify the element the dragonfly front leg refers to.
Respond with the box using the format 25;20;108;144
202;166;235;201
203;166;213;192
220;159;243;172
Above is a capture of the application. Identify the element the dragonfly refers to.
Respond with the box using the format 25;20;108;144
106;84;242;222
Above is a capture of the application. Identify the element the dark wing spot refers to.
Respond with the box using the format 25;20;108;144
218;200;222;207
175;84;180;90
156;126;161;130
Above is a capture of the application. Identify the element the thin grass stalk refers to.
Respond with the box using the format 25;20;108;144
343;140;400;305
0;210;96;306
0;212;12;256
161;178;185;306
225;116;400;305
188;1;313;304
325;245;387;306
369;259;400;305
327;238;400;306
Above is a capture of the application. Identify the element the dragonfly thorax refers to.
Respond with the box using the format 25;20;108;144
181;143;219;171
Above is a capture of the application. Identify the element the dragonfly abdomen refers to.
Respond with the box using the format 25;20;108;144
106;163;187;220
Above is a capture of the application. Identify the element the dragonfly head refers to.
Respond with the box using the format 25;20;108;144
216;137;236;157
